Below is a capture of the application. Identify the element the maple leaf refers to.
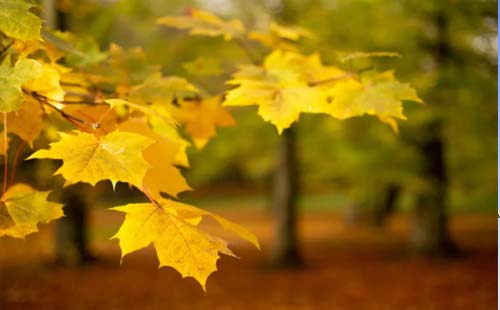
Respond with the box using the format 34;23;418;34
23;62;66;104
150;117;191;168
105;98;175;126
111;199;259;290
175;96;235;148
62;104;119;138
183;57;222;76
107;43;159;85
0;0;42;41
157;9;245;41
3;97;44;147
322;70;423;131
248;22;312;51
28;130;154;189
223;50;328;133
128;73;198;106
118;118;191;199
269;22;312;41
0;184;63;239
0;56;42;112
224;50;420;132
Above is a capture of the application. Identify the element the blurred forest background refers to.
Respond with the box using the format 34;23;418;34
0;0;497;309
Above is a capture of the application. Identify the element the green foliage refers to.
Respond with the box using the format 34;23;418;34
0;0;41;41
0;57;41;112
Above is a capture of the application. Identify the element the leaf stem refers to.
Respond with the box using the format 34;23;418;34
10;141;25;187
24;89;95;132
142;186;158;206
308;73;354;86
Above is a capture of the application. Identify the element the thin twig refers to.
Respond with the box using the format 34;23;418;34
63;91;99;101
142;186;158;206
2;113;8;195
10;141;24;187
29;89;106;106
24;89;95;131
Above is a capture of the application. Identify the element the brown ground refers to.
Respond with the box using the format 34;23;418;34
0;207;497;310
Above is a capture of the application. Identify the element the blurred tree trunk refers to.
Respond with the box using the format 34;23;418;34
410;8;457;256
42;0;93;265
346;183;400;227
411;122;456;255
271;127;301;267
373;183;400;227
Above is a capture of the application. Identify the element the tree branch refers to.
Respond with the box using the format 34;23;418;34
23;89;97;131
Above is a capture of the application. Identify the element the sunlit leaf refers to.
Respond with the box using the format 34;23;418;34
111;198;259;290
28;130;154;189
175;96;235;148
157;9;245;41
0;0;42;41
0;184;63;239
0;56;42;112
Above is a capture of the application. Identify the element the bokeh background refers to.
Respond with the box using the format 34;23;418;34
0;0;497;309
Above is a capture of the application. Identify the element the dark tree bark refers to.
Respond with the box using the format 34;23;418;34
55;185;94;265
271;127;301;267
411;122;457;255
346;183;400;228
373;183;400;227
42;0;94;265
410;7;458;256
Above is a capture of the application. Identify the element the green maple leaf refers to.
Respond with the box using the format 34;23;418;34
0;56;42;112
0;0;42;41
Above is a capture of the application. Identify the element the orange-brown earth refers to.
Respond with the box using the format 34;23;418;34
0;205;496;309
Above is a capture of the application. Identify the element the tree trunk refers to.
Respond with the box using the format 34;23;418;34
409;7;458;256
373;183;400;227
55;185;94;265
410;123;456;255
346;183;400;227
271;127;301;267
42;0;93;265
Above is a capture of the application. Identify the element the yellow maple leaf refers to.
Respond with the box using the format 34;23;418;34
28;130;154;189
157;8;245;41
321;70;423;131
224;50;420;132
0;184;63;239
128;73;199;106
248;22;312;51
111;199;259;290
62;104;118;138
175;96;235;148
223;50;329;133
105;99;175;128
118;118;191;199
23;62;65;104
3;97;44;147
107;43;160;85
